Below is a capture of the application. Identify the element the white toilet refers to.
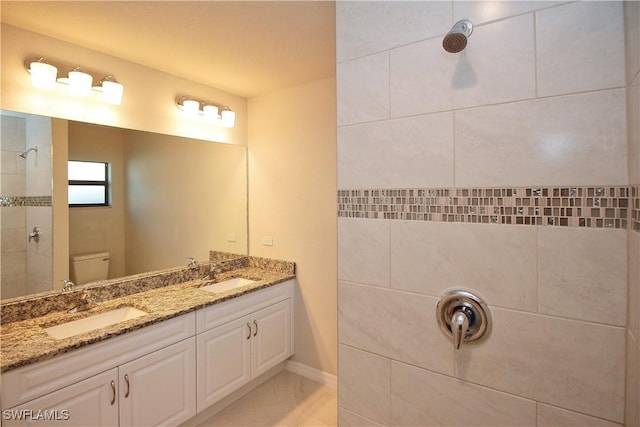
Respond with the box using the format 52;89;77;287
70;252;110;285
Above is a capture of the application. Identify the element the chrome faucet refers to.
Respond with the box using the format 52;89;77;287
200;262;221;281
68;289;96;314
209;262;222;280
28;226;41;243
61;279;75;293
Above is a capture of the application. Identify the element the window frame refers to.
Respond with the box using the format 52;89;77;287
68;160;110;208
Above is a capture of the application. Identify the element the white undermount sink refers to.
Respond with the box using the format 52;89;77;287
44;306;148;340
200;277;255;294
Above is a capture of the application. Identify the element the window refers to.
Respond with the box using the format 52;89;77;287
68;161;110;207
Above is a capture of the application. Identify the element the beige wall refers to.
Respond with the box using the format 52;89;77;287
248;77;337;376
1;24;247;146
68;121;126;280
124;130;247;274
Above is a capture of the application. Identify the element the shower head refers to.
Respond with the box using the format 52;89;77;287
443;19;474;53
18;146;38;158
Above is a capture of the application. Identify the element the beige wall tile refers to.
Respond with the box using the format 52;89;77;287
338;218;389;287
536;1;625;97
390;14;535;117
338;345;390;425
1;114;26;131
338;408;384;427
630;230;640;343
455;308;625;422
1;226;27;252
336;1;450;63
390;37;454;116
625;1;640;86
0;251;27;299
626;333;640;427
1;206;26;229
1;174;25;196
628;85;640;185
337;113;454;189
0;123;26;151
451;14;535;110
538;403;622;427
25;114;52;197
1;149;18;175
337;53;389;126
538;227;627;326
455;89;627;187
339;281;453;376
391;361;536;426
391;221;537;311
453;1;568;25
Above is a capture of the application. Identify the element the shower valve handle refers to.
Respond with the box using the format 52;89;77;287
451;309;471;350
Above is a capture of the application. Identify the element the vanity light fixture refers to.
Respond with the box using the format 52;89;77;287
27;58;58;90
93;76;125;105
24;56;125;105
175;96;236;128
65;67;93;97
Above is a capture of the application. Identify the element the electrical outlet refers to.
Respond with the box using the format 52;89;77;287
262;236;273;246
227;232;236;242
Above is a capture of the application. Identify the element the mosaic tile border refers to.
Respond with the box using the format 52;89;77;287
338;186;633;230
0;196;52;207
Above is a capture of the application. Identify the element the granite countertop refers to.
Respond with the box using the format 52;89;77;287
0;260;294;373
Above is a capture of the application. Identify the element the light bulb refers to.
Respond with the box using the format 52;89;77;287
68;70;93;96
220;110;236;128
203;105;219;121
29;61;58;90
101;81;124;105
182;99;200;117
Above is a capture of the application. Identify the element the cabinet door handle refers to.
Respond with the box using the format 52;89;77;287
124;374;130;398
110;380;116;405
246;322;251;340
253;320;258;337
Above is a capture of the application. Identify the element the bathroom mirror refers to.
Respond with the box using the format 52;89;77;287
0;110;248;300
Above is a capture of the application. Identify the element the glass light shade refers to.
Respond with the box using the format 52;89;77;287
220;110;236;128
101;81;124;105
203;105;219;121
68;70;93;96
182;99;200;117
29;62;58;90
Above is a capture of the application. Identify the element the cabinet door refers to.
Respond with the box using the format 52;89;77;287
196;316;251;411
251;300;291;377
3;368;118;427
118;338;196;427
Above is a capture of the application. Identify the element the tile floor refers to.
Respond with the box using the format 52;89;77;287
197;370;337;427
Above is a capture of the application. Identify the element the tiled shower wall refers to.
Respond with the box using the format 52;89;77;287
1;113;53;299
337;2;635;426
626;1;640;426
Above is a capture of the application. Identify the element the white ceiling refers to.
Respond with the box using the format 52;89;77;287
0;1;336;98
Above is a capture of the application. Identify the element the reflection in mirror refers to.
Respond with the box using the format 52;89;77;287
0;110;248;301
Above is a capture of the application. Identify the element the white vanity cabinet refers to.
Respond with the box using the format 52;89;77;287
3;369;119;427
1;279;295;426
2;313;196;427
118;338;196;426
4;338;196;427
196;280;293;411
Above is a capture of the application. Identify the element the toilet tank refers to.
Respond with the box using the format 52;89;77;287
70;252;110;285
